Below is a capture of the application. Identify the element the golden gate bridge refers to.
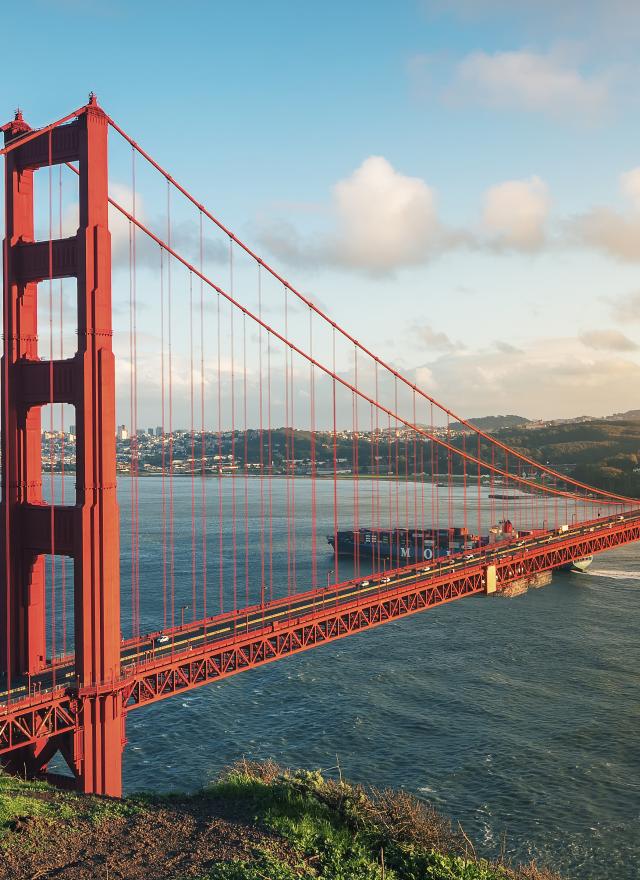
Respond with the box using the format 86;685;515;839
1;96;639;797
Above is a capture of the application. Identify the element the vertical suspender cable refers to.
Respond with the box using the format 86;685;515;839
388;410;393;558
490;448;495;528
48;132;56;676
369;402;375;571
411;390;418;560
504;453;509;528
353;346;359;575
132;150;140;639
290;324;297;596
217;282;224;614
267;330;274;601
128;218;134;636
167;183;175;635
309;307;317;589
332;327;338;586
190;272;196;621
420;420;425;557
394;377;399;560
374;364;380;571
243;311;249;608
128;158;136;638
229;240;237;616
199;212;207;632
258;266;265;607
447;416;452;553
284;286;291;596
477;433;481;538
160;248;167;629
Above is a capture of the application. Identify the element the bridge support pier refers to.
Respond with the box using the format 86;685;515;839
485;564;497;594
75;693;125;795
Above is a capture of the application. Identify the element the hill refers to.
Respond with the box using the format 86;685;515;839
491;420;640;496
449;415;531;432
0;762;560;880
606;409;640;422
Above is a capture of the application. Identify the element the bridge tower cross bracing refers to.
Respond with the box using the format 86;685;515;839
1;97;124;796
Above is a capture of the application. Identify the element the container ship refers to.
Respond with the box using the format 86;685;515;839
327;520;592;572
326;526;483;565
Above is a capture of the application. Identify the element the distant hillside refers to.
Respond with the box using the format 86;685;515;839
492;419;640;497
450;410;640;432
606;409;640;422
450;414;531;433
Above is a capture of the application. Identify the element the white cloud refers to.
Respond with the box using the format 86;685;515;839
482;176;550;251
329;157;443;271
574;208;640;262
579;329;638;352
415;365;437;389
572;168;640;262
258;156;463;274
414;324;457;352
494;340;523;354
109;183;144;267
620;168;640;209
609;290;640;324
255;217;311;268
448;49;608;118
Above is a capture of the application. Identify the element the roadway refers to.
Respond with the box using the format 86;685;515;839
2;508;639;704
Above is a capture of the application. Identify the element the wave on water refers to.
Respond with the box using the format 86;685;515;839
589;568;640;581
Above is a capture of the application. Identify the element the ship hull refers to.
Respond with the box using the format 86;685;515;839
328;539;442;566
560;556;593;573
327;526;478;567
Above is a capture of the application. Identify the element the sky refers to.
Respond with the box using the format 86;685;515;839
2;0;640;422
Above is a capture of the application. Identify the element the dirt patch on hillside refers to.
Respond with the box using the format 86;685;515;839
0;792;299;880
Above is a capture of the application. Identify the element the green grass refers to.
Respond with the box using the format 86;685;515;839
195;854;304;879
190;765;522;880
0;770;141;836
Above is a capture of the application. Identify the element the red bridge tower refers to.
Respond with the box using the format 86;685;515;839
1;97;123;795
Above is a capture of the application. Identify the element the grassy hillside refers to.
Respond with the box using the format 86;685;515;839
492;420;640;497
0;761;560;880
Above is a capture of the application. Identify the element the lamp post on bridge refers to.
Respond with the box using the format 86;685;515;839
181;605;189;629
